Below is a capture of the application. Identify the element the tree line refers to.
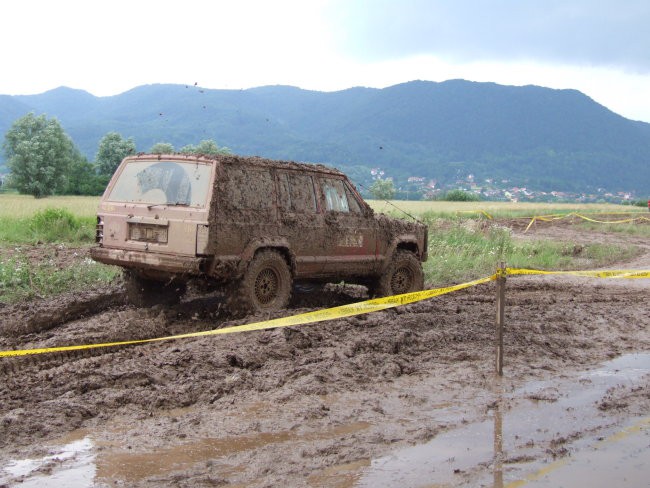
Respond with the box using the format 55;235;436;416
1;113;230;198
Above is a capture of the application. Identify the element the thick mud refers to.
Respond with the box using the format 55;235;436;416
1;221;649;487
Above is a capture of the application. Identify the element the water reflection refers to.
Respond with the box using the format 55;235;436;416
493;392;504;488
357;353;650;487
1;420;372;486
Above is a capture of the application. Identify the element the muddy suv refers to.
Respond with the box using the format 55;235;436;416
90;154;428;312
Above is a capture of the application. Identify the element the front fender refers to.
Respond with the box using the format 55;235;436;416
380;235;422;273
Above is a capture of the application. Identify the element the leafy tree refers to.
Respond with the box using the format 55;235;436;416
65;154;110;195
96;132;136;176
180;139;231;155
150;142;175;154
369;178;396;200
2;113;76;198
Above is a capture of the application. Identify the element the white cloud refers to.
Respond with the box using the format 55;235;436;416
2;0;650;122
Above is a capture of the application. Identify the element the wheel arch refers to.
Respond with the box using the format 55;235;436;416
239;239;296;276
381;236;422;273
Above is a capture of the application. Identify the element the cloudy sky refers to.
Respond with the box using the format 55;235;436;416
2;0;650;122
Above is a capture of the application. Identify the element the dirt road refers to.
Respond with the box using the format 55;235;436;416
1;221;648;487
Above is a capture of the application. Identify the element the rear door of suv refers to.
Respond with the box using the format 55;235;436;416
276;170;329;278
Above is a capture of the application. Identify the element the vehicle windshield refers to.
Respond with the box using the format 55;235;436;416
107;160;213;207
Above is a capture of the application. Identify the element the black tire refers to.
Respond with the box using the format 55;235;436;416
374;250;424;297
230;250;292;313
124;270;186;307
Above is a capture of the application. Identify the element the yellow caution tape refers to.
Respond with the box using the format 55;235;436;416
0;275;496;358
506;268;650;279
573;213;649;224
457;210;493;219
524;212;650;232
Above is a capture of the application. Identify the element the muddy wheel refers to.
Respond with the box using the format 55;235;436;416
373;250;424;297
124;271;186;307
231;250;292;313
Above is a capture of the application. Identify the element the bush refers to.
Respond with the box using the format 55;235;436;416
442;189;481;202
32;207;80;231
29;208;94;242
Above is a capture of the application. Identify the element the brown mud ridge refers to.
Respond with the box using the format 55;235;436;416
0;223;649;487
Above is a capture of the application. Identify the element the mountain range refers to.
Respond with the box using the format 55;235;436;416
1;80;649;194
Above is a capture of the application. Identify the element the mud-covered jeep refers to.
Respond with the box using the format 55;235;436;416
90;154;428;312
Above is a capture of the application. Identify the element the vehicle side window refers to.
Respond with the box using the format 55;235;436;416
225;168;274;210
278;172;317;213
322;179;349;212
344;184;363;214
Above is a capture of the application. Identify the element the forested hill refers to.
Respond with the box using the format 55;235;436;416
2;80;650;193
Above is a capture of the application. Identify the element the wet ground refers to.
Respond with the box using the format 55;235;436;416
1;221;649;487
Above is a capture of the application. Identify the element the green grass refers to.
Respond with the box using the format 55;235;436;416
0;209;96;245
0;248;120;303
577;220;650;237
0;195;643;303
0;197;115;303
423;220;638;285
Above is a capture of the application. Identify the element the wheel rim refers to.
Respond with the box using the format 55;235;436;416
254;267;279;305
391;267;413;294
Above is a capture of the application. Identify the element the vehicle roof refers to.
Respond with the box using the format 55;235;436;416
127;153;346;177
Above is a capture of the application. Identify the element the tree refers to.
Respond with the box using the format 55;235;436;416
2;113;76;198
96;132;136;176
150;142;175;154
180;139;231;155
369;178;396;200
65;153;110;196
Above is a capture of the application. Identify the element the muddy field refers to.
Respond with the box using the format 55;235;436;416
1;221;649;487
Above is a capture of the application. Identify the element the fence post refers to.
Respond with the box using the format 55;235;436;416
495;262;506;376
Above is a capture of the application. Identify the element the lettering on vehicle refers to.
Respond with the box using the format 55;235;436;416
338;232;364;248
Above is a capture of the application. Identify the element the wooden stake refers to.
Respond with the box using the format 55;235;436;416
495;262;506;376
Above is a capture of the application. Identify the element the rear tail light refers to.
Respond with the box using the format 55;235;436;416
95;216;104;244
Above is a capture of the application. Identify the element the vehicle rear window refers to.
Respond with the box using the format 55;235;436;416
107;160;213;207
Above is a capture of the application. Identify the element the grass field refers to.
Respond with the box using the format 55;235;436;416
0;195;100;219
0;194;643;220
366;199;645;219
0;194;644;303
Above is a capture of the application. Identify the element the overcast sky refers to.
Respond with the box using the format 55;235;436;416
2;0;650;122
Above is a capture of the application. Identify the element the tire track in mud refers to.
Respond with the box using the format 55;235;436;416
2;276;648;451
1;285;126;338
0;285;366;374
1;222;649;481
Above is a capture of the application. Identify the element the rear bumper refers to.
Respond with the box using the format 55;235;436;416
90;246;204;275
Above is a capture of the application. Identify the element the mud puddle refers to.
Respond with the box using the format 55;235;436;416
0;417;371;487
3;354;648;487
358;353;650;487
